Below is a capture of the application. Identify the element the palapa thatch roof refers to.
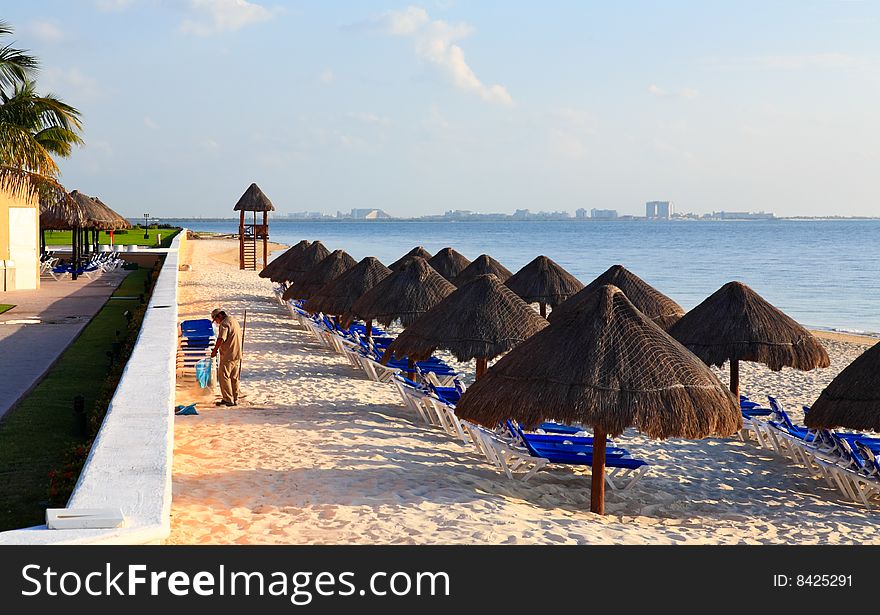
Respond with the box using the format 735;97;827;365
388;246;432;271
550;264;684;330
805;341;880;431
39;190;87;230
90;196;131;229
282;249;357;301
455;284;741;439
259;239;310;279
427;247;472;281
233;183;275;212
504;255;584;308
275;240;330;284
306;257;391;316
68;190;121;230
669;281;830;371
386;274;549;363
345;257;455;327
451;254;513;287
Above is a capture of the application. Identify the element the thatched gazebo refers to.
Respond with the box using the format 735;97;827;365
260;239;310;280
451;254;513;287
385;274;549;378
282;249;357;302
456;284;741;514
551;264;684;331
275;240;330;285
669;281;830;399
346;257;455;328
389;246;433;271
427;247;472;282
805;341;880;431
504;255;584;318
233;182;275;270
306;256;392;338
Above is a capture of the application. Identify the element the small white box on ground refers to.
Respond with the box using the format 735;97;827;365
46;508;125;530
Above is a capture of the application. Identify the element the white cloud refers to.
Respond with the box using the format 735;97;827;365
347;111;391;126
380;6;512;105
144;116;160;130
680;87;699;99
547;107;597;159
25;21;66;44
180;0;276;36
318;69;335;85
41;67;104;100
94;0;136;11
647;84;667;97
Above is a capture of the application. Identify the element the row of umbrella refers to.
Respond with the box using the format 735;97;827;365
262;240;875;513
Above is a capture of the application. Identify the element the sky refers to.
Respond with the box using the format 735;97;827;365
4;0;880;218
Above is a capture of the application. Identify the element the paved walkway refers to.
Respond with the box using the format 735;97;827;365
0;270;129;419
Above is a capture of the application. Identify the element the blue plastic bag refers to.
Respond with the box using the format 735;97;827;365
195;357;214;388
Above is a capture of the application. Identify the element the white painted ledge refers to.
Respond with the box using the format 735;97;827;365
0;231;186;544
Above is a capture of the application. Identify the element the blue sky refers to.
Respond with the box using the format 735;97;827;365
5;1;879;217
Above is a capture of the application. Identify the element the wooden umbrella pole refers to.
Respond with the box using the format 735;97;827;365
71;226;78;281
239;309;247;375
590;427;607;515
476;357;488;379
730;358;740;401
539;302;547;319
365;319;372;342
408;358;416;382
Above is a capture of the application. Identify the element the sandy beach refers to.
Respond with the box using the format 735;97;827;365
169;238;878;545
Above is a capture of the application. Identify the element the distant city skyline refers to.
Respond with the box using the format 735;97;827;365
5;1;880;218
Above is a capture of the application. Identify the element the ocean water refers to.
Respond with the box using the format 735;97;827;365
168;219;880;335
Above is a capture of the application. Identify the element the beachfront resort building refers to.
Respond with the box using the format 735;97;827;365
590;208;619;220
0;182;40;291
646;201;674;219
349;208;392;220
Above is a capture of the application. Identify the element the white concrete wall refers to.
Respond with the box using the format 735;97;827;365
0;231;185;544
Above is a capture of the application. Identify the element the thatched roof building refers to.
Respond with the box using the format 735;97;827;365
283;249;356;301
551;264;684;330
68;190;121;230
386;274;549;363
274;240;330;284
805;341;880;431
90;196;131;229
389;246;432;271
39;190;87;230
427;247;472;281
668;281;830;371
346;257;455;327
306;257;392;316
451;254;513;287
233;183;275;211
504;255;583;313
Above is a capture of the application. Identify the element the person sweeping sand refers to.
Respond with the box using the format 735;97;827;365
210;307;242;407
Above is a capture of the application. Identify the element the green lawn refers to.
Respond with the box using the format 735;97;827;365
43;227;180;248
0;266;156;531
0;305;14;315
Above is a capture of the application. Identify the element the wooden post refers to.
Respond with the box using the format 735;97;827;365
71;226;78;281
262;210;268;269
590;427;606;514
365;319;372;342
539;302;547;319
476;357;488;379
40;229;45;256
239;210;245;270
407;358;416;383
730;358;740;401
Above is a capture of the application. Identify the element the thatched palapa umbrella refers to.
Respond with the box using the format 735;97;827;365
260;239;310;279
275;240;330;285
389;246;432;271
805;341;880;431
669;281;830;400
385;274;549;378
456;284;741;514
504;255;584;318
551;264;684;331
451;254;513;287
427;247;471;281
283;249;356;302
306;256;392;339
346;257;455;328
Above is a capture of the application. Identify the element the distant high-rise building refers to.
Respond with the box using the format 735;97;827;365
575;208;588;219
512;209;530;219
591;208;618;220
646;201;673;219
350;208;392;220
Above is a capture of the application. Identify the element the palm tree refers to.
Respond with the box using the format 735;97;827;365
0;21;83;197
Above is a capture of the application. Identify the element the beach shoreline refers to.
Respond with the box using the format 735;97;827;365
169;238;877;545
